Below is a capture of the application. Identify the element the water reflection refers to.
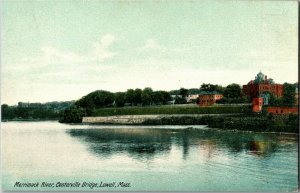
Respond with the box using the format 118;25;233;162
67;128;172;160
248;136;278;157
67;128;285;160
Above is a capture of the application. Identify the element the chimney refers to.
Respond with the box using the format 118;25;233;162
265;75;267;81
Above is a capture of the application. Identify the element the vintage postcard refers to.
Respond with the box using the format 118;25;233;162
1;0;298;192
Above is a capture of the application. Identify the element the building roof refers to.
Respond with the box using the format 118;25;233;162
248;71;275;85
199;91;222;95
254;71;265;84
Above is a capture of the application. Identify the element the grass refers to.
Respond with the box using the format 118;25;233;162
93;104;252;116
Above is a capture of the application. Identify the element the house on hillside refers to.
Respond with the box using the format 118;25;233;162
198;91;223;106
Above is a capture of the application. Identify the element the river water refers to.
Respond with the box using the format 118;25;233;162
1;121;298;191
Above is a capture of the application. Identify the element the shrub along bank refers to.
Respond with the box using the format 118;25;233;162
142;114;298;133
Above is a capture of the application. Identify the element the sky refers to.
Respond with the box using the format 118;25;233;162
1;0;298;105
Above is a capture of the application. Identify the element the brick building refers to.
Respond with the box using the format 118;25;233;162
267;107;298;115
242;72;283;100
198;91;223;106
252;97;263;113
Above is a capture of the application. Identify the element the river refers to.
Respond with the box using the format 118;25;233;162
1;121;298;191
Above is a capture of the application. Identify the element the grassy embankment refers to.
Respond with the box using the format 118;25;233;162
91;104;298;133
93;104;251;116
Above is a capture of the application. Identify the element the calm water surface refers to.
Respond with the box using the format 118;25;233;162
1;121;298;191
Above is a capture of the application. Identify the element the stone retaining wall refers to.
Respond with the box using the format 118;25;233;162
82;114;233;125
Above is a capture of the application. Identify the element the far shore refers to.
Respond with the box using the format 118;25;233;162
2;119;299;135
1;118;59;122
2;111;298;134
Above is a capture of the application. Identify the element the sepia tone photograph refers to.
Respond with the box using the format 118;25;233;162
1;0;298;192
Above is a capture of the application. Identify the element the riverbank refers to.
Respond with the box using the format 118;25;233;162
1;118;59;122
82;114;238;125
82;114;299;133
59;104;252;123
93;104;251;116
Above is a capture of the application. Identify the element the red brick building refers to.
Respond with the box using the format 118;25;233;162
267;107;298;115
198;92;223;106
242;72;283;99
252;98;263;112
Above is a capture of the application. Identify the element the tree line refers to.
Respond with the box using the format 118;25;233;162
59;85;248;123
73;83;252;109
75;88;172;109
1;101;74;120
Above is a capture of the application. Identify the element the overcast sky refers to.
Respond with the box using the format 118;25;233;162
1;0;298;105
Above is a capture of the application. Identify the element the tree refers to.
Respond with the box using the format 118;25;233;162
224;84;242;99
160;91;171;104
169;90;180;95
178;88;189;104
59;107;87;123
125;89;135;105
282;83;296;107
142;87;153;106
175;96;186;104
179;88;189;98
268;93;276;106
75;90;114;109
214;85;225;94
273;97;283;107
133;88;142;105
151;91;171;105
200;83;216;92
1;104;16;119
115;92;125;107
75;96;95;109
200;84;225;94
152;91;163;105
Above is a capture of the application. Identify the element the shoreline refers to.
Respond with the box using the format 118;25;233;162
2;113;299;135
81;123;299;135
2;119;298;135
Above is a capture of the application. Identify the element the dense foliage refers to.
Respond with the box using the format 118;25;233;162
200;83;225;94
268;83;297;107
282;83;296;107
59;107;87;123
75;90;115;109
61;88;172;122
216;84;249;104
1;101;74;120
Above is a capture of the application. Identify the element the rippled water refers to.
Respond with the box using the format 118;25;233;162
1;121;298;191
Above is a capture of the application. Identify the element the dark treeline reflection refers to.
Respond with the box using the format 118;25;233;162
66;128;285;160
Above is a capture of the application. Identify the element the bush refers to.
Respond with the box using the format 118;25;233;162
59;107;87;123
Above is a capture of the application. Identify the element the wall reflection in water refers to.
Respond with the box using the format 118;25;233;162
67;128;282;160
